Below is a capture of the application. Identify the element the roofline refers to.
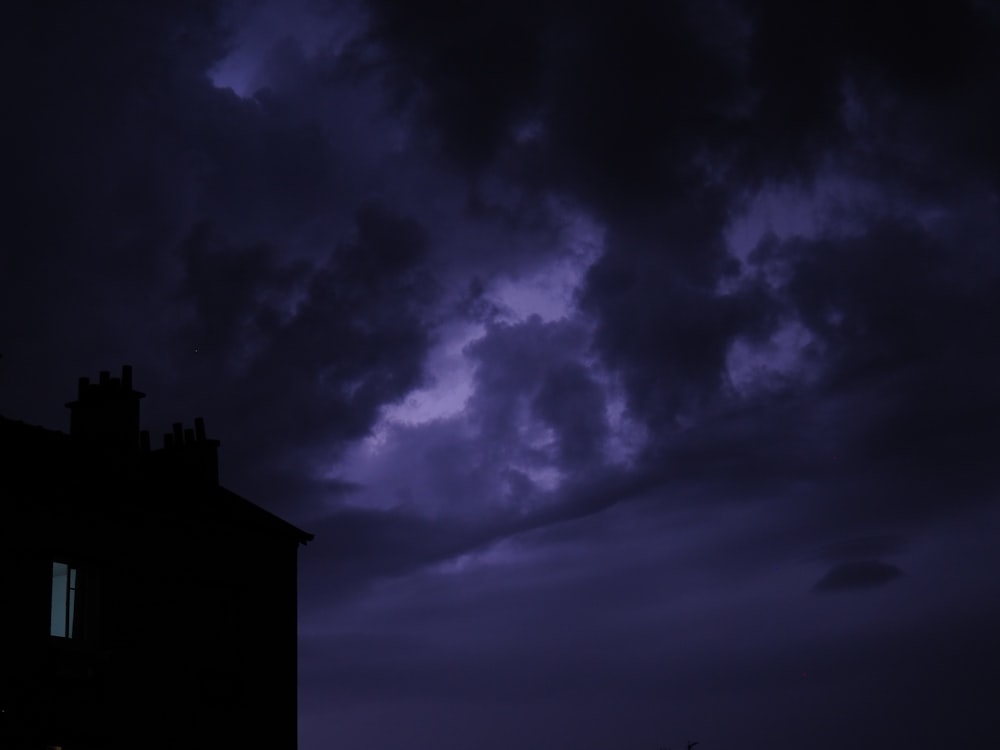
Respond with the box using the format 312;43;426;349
218;486;315;545
1;414;314;546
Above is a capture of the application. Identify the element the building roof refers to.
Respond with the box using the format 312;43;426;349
0;372;314;547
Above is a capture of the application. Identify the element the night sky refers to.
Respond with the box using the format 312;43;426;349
3;1;1000;748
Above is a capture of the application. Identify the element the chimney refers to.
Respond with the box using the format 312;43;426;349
156;417;221;484
66;365;146;453
188;417;221;484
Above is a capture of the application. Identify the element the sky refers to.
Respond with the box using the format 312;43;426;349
3;1;1000;747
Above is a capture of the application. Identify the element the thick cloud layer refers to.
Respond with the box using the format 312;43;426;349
4;1;999;748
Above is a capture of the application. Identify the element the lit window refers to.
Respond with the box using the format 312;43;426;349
50;562;77;638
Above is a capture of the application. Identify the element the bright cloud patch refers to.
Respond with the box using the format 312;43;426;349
383;320;483;426
726;319;821;397
723;174;891;284
328;206;635;516
590;364;647;469
491;207;604;324
208;0;364;97
382;204;605;431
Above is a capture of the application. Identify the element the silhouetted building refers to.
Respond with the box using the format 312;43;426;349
0;366;313;750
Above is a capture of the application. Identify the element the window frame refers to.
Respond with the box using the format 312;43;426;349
50;560;79;639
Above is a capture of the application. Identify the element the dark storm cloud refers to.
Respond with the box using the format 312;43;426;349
303;421;669;605
361;0;1000;523
293;3;1000;746
464;315;594;469
328;12;1000;673
813;559;903;592
531;361;608;467
361;2;999;296
177;223;311;360
362;0;747;211
621;213;1000;526
8;1;1000;748
358;0;546;174
774;218;1000;517
778;219;1000;389
319;211;997;589
172;202;436;507
582;215;778;426
302;506;497;597
363;0;997;205
2;0;443;508
328;314;615;533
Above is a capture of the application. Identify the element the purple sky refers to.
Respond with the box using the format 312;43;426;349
4;1;1000;747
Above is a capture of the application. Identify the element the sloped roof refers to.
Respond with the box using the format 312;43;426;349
0;414;313;546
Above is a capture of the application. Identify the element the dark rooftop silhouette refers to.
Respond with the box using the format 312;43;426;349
0;366;312;750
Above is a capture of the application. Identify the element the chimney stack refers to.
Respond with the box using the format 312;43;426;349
66;365;146;453
157;417;221;484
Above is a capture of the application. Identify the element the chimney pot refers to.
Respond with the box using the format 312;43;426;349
194;417;206;441
184;428;195;445
172;422;183;446
122;365;133;389
99;370;110;385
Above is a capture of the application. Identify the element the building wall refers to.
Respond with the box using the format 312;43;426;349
0;453;303;750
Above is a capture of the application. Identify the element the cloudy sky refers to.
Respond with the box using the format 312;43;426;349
4;0;1000;747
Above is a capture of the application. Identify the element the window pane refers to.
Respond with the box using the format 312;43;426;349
51;563;68;637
